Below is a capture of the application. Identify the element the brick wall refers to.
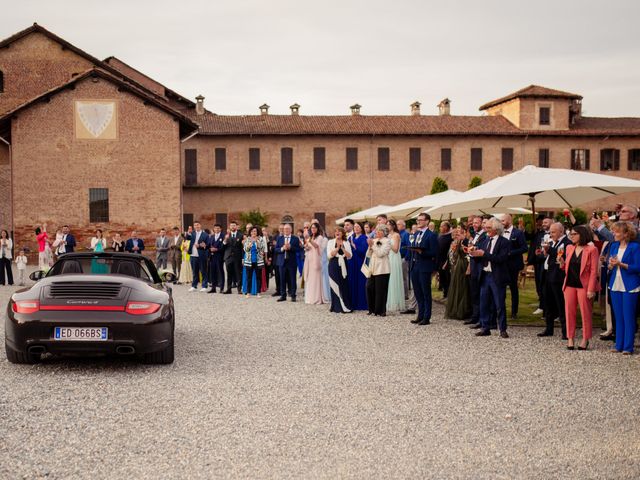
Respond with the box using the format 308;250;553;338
10;76;182;252
182;133;640;229
0;32;93;116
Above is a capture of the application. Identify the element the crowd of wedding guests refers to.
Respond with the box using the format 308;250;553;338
3;203;640;354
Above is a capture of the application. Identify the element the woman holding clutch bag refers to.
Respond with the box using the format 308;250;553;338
366;224;392;317
327;227;353;313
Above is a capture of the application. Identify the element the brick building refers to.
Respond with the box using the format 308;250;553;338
1;24;640;251
0;24;198;251
185;90;640;229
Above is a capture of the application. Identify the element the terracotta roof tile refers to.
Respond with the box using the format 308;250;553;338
0;68;198;138
479;85;583;110
524;117;640;136
193;113;524;136
191;113;640;138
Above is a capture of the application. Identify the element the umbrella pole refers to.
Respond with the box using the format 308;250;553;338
530;196;536;235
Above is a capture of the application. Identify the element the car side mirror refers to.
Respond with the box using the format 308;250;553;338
160;271;176;283
29;271;45;281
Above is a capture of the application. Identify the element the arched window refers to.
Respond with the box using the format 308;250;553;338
281;215;294;229
0;70;4;93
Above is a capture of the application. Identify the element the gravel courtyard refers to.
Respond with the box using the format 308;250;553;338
1;281;639;479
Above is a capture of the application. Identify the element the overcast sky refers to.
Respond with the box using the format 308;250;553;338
5;0;640;116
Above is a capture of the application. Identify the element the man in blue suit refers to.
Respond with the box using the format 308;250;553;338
466;216;487;327
207;223;225;293
188;221;209;292
275;223;301;302
125;231;145;254
58;225;77;254
501;214;528;319
470;217;512;338
409;213;439;326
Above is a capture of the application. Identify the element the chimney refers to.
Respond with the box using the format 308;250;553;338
259;103;270;115
290;103;300;115
410;101;421;116
350;103;361;116
438;98;451;116
195;95;205;115
569;99;582;125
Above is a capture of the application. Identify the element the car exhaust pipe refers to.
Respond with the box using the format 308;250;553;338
28;345;46;355
115;345;135;355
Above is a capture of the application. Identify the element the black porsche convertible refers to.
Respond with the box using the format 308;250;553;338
5;252;175;364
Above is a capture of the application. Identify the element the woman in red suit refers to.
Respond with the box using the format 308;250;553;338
561;225;600;350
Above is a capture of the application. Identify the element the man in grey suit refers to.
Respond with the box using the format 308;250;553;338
155;228;170;270
169;226;184;281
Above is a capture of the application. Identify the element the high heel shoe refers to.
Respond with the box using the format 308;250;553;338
578;340;590;351
567;339;575;350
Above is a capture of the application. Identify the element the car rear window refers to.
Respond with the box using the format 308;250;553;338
49;257;153;282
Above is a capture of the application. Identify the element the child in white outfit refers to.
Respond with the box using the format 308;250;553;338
15;250;28;286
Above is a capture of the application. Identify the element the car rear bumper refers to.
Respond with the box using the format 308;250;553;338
5;310;173;356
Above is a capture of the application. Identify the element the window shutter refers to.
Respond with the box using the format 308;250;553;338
409;148;421;171
346;148;358;170
378;147;390;171
585;149;590;170
249;148;260;170
313;212;326;231
441;148;451;170
313;147;326;170
570;149;576;170
215;148;226;171
471;148;482;171
185;149;197;185
501;148;514;171
216;213;228;231
614;149;620;170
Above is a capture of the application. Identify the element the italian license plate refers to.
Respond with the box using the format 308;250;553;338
54;327;108;341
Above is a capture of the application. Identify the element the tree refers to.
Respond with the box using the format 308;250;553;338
430;177;449;194
239;209;270;228
468;176;482;189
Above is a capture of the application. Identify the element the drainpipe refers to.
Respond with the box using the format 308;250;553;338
0;134;14;251
369;135;375;207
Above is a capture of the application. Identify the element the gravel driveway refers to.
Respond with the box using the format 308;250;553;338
1;279;639;479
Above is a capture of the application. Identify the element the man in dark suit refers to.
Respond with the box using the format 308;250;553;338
537;222;571;339
207;224;225;293
470;217;512;338
409;213;439;326
501;214;528;319
271;223;285;297
526;216;551;315
223;221;244;294
125;231;145;254
58;225;77;254
188;221;209;292
466;216;487;327
275;223;301;302
437;221;453;299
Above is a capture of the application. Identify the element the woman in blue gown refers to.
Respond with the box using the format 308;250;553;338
347;222;369;310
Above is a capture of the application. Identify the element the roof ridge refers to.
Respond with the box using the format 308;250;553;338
0;67;198;135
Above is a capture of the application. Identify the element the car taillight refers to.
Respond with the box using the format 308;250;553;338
12;300;40;314
125;302;161;315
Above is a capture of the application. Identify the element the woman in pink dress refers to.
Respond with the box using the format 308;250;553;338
303;222;328;304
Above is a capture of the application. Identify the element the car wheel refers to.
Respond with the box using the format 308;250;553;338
141;330;174;365
5;343;41;364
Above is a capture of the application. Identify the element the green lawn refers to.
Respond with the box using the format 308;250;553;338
432;277;605;328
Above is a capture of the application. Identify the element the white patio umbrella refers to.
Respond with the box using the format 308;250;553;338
382;190;462;219
335;204;393;224
426;165;640;219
